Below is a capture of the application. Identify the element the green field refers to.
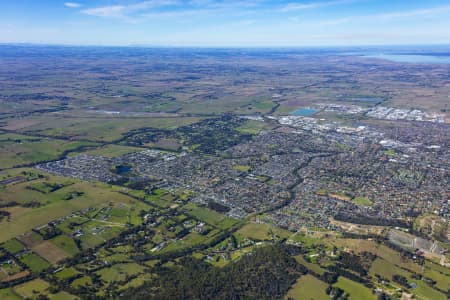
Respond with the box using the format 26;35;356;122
425;261;450;276
286;274;329;300
13;278;50;299
20;253;51;273
70;144;142;158
352;197;373;206
50;235;79;256
117;273;153;291
413;280;447;300
0;288;21;300
71;276;92;288
48;291;80;300
0;133;98;169
294;255;326;275
3;116;203;142
236;120;275;134
236;222;292;241
333;239;421;274
143;190;177;208
252;101;276;111
183;203;240;230
232;165;251;172
334;277;376;300
77;221;125;250
369;257;412;280
0;177;138;243
368;259;447;300
160;231;212;254
2;239;26;254
95;263;145;283
423;263;450;291
54;267;81;281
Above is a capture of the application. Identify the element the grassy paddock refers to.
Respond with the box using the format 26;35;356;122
96;263;145;283
236;120;275;134
3;116;203;142
183;203;240;230
13;278;50;299
369;258;411;280
32;240;69;264
286;274;329;300
0;132;99;169
69;144;142;158
50;234;79;256
20;253;51;273
334;277;376;300
236;222;291;241
2;239;26;254
0;180;137;243
0;288;21;300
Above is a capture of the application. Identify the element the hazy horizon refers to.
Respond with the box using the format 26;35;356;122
1;0;450;47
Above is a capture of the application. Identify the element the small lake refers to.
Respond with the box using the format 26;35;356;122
364;53;450;64
115;165;132;175
291;108;318;116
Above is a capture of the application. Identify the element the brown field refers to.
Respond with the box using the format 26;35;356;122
145;138;182;151
330;219;387;235
3;119;38;130
0;270;30;283
333;238;380;253
32;241;69;264
18;232;44;248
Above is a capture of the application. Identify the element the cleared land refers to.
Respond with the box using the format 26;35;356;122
2;116;204;142
0;176;138;243
333;277;376;300
236;222;292;241
0;133;98;169
286;274;329;300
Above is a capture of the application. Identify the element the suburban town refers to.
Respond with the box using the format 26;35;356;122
38;111;449;232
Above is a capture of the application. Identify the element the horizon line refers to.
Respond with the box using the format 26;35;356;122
1;42;450;49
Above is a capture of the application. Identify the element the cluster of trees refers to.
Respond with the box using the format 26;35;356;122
124;115;253;154
334;213;410;228
177;115;253;155
26;182;65;193
63;191;84;200
337;251;375;276
392;274;409;287
124;128;168;146
321;252;376;290
326;286;349;300
0;210;11;222
37;224;62;240
207;201;230;213
125;245;306;300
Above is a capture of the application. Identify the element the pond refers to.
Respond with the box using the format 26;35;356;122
291;108;318;116
114;165;132;175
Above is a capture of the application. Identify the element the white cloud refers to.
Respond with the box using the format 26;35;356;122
82;5;126;18
373;5;450;20
288;4;450;28
82;0;179;18
64;2;81;8
280;0;353;12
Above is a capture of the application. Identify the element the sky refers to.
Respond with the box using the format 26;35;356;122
1;0;450;47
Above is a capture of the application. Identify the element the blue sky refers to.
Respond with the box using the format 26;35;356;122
1;0;450;46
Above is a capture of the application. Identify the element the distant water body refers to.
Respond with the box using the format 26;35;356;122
292;108;317;116
363;53;450;64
